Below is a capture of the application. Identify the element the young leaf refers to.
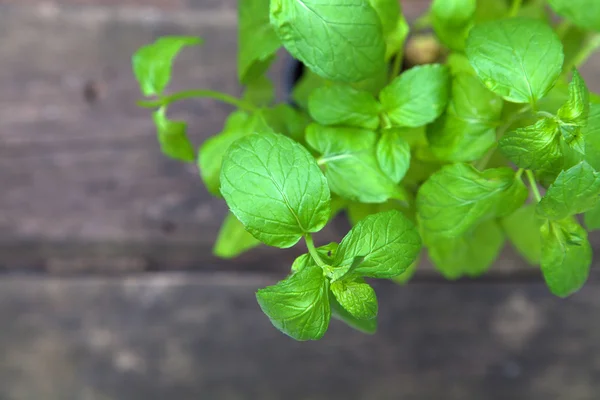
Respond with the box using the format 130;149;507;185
427;72;503;162
238;0;281;83
376;129;411;183
427;220;504;279
198;111;265;196
417;164;528;238
431;0;476;51
132;36;202;97
330;279;378;320
213;212;261;259
220;132;331;248
499;118;563;175
557;69;590;127
380;64;450;127
152;108;195;162
537;161;600;220
306;124;405;203
547;0;600;31
501;204;542;265
270;0;386;82
330;294;377;334
368;0;410;60
256;264;331;340
540;218;592;298
333;210;422;279
465;18;564;104
308;85;382;130
291;242;338;273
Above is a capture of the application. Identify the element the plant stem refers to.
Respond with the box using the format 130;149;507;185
509;0;523;17
536;111;555;119
390;51;403;81
137;89;256;112
567;33;600;72
516;168;525;180
526;170;542;202
305;234;326;268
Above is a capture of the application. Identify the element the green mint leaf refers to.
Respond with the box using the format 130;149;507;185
557;70;590;127
427;72;503;162
583;104;600;170
330;279;378;320
239;0;280;83
466;18;564;104
198;111;266;196
243;75;275;106
540;218;592;298
330;294;377;334
333;210;422;279
261;104;311;143
380;64;450;127
427;220;504;280
376;129;411;183
256;264;331;340
306;124;404;203
501;204;542;265
270;0;386;82
132;36;202;97
152;108;195;162
291;242;338;273
431;0;476;51
213;212;262;259
368;0;409;60
308;85;382;130
220;132;331;248
537;161;600;220
417;164;528;238
584;201;600;231
499;118;563;175
547;0;600;31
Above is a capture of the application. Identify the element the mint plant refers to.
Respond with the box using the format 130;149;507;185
132;0;600;340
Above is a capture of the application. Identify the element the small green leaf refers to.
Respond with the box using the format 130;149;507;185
417;164;528;238
333;210;422;279
308;85;382;129
213;212;262;259
427;72;503;162
198;111;264;196
583;104;600;170
291;242;338;273
540;218;591;298
501;204;542;265
376;129;411;183
330;279;378;320
220;132;331;248
466;18;564;104
431;0;476;51
368;0;410;59
256;264;331;340
270;0;386;82
306;124;404;203
132;36;202;97
152;108;195;162
557;69;590;127
243;75;275;106
427;219;504;279
330;294;377;334
547;0;600;31
537;161;600;220
380;64;450;127
499;118;563;175
239;0;281;83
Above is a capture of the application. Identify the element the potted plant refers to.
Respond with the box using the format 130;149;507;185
131;0;600;341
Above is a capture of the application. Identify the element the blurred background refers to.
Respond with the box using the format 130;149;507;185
1;0;600;399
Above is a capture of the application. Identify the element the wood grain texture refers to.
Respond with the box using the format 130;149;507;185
1;273;599;400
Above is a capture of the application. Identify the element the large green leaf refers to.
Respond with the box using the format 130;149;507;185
466;18;564;104
220;132;331;248
308;85;382;129
270;0;386;82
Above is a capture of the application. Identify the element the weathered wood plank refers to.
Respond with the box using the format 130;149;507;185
1;273;600;400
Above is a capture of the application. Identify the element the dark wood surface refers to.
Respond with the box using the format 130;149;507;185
1;1;600;399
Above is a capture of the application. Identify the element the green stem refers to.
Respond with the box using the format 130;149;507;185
526;170;542;202
509;0;523;17
537;111;555;119
555;19;572;40
566;33;600;72
305;234;326;268
475;147;496;170
137;89;256;112
390;51;403;81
